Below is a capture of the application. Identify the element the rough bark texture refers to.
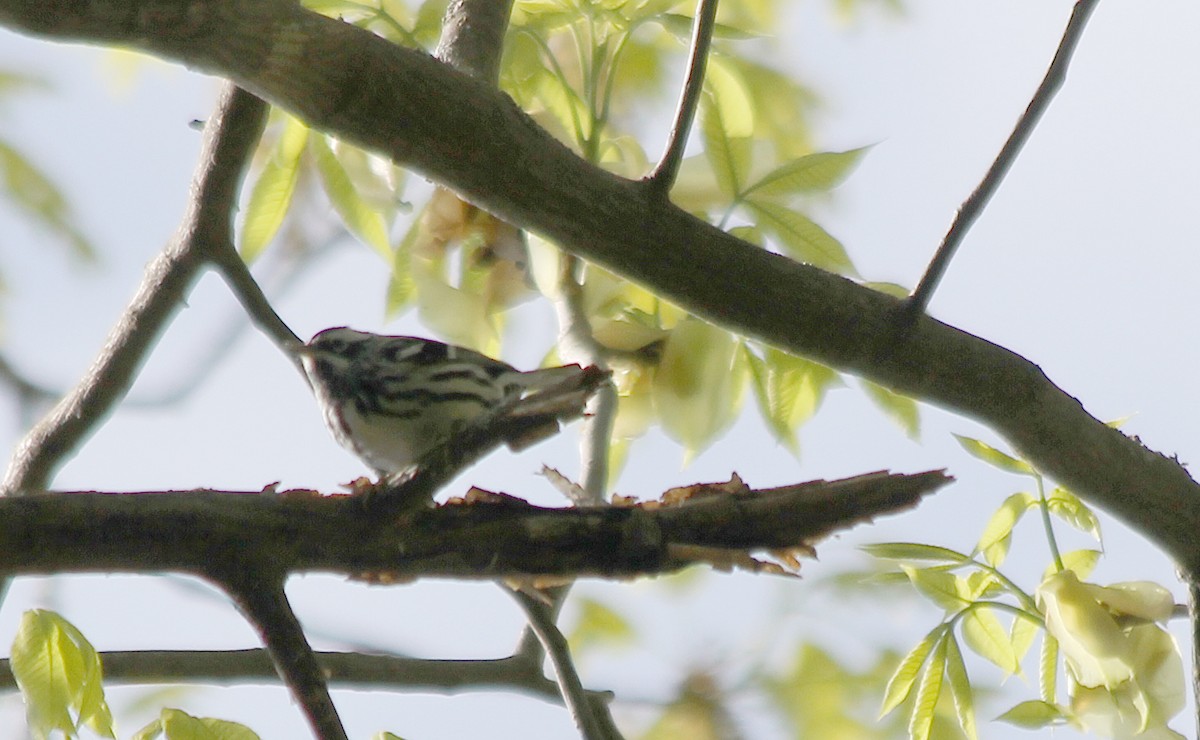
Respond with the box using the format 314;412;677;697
0;471;947;577
0;0;1196;576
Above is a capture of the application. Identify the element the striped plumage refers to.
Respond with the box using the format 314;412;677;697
298;327;578;473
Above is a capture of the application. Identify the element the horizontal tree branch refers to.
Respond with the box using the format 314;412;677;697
0;1;1196;575
0;649;571;697
0;471;947;577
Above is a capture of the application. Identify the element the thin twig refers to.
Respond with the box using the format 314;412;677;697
905;0;1102;317
0;648;611;700
645;0;720;196
0;84;269;495
509;589;612;740
219;573;347;740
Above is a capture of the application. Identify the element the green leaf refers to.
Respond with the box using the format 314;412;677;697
386;223;417;317
942;636;977;740
860;380;919;438
961;608;1021;675
1046;487;1101;541
10;609;115;740
240;114;308;261
976;492;1035;567
995;700;1067;729
0;139;93;258
743;345;837;452
1058;549;1102;580
656;13;759;40
310;136;392;258
880;624;947;716
157;708;260;739
863;280;909;298
1010;610;1040;666
953;435;1035;476
903;566;969;613
726;224;762;246
568;598;635;653
1039;633;1058;704
744;198;855;274
861;542;972;565
909;635;947;740
652;318;746;455
743;147;868;198
700;58;752;197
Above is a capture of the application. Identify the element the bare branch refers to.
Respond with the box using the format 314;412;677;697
219;575;347;740
905;0;1102;316
646;0;720;195
1;83;269;495
510;589;615;740
0;648;605;699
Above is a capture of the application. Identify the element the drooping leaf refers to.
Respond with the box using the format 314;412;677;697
953;434;1035;476
141;708;261;740
961;608;1021;676
743;147;868;198
745;198;856;274
861;379;920;438
995;700;1066;730
908;635;947;740
0;139;93;258
652;318;745;455
568;598;635;654
881;624;947;716
1057;549;1102;580
743;344;838;452
861;542;972;565
942;635;978;740
902;566;969;613
310;135;391;258
240;114;308;261
1046;486;1102;541
11;610;115;740
1039;633;1059;704
700;59;753;197
976;492;1035;567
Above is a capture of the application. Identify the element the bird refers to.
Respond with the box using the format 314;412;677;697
294;327;585;474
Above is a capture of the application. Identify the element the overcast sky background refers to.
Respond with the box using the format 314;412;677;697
0;0;1197;737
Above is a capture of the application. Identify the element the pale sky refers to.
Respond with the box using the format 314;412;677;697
0;1;1197;737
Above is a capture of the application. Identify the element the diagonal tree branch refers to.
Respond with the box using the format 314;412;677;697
219;573;347;740
646;0;720;195
0;83;270;495
0;1;1195;580
905;0;1103;316
510;589;615;740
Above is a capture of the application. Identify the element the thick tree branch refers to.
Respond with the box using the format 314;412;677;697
0;471;947;576
0;1;1195;580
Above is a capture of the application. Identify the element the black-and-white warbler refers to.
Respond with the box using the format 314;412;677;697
296;327;585;474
